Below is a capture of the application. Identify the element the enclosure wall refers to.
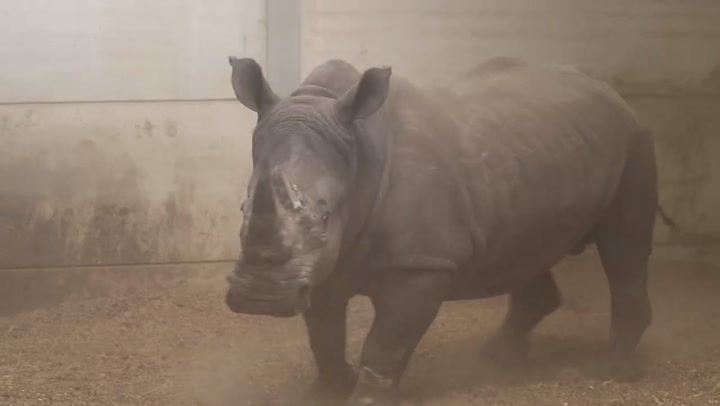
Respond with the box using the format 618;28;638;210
0;1;266;268
2;0;719;268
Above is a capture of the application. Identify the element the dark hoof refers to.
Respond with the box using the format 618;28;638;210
303;367;357;405
480;334;531;367
347;367;402;406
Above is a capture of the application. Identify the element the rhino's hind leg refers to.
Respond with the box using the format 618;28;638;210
481;271;561;366
596;239;653;361
593;230;653;382
593;130;657;381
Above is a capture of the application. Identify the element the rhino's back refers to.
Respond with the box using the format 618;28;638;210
370;57;641;282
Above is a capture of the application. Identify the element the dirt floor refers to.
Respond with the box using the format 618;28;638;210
1;257;719;406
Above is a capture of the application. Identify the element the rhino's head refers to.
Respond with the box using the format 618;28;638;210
225;57;391;317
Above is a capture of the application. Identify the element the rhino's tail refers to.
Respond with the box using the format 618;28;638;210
657;203;679;231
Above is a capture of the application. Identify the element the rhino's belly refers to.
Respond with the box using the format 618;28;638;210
444;240;589;301
447;190;604;300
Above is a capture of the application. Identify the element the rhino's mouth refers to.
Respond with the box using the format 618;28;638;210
225;272;312;317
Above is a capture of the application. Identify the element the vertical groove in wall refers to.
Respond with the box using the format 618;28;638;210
266;0;302;97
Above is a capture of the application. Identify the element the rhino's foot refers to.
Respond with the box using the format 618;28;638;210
586;354;645;383
480;333;531;367
304;365;357;404
345;367;405;406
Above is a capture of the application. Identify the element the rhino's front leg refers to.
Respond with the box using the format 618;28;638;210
348;269;453;406
303;289;356;401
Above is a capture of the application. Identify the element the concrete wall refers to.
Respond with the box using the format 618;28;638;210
0;101;257;268
0;0;266;103
301;0;720;263
0;1;266;268
2;0;720;269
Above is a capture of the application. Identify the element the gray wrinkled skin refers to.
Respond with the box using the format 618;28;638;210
225;56;659;405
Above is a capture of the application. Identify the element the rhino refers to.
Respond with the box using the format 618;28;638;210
224;55;661;405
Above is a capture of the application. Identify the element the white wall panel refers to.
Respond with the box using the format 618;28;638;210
302;0;720;88
0;0;266;102
0;0;267;268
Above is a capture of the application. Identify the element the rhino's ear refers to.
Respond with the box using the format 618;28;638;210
334;66;392;126
229;56;279;115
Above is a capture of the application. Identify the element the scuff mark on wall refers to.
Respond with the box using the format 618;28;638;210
701;64;720;89
165;120;178;138
0;101;255;269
